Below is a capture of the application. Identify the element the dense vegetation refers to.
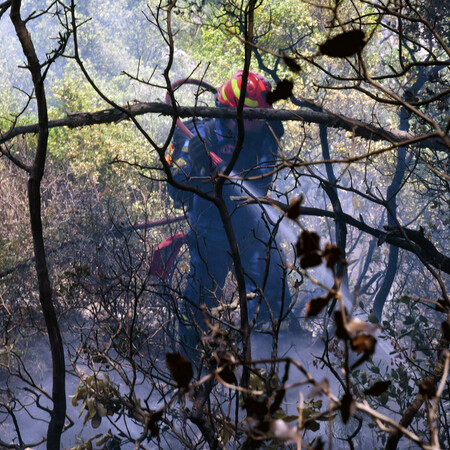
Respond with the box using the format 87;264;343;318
0;0;449;448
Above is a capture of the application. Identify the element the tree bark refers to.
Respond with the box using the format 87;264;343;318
1;103;447;152
10;1;66;447
373;67;429;320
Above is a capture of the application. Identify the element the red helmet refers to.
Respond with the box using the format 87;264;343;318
216;70;272;109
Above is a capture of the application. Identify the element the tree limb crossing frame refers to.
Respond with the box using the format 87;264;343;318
1;102;448;152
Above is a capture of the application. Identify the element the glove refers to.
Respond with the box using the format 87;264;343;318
188;136;210;173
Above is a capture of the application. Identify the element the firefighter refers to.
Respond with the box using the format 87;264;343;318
170;71;295;355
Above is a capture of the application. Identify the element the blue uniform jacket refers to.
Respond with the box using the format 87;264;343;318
172;119;284;239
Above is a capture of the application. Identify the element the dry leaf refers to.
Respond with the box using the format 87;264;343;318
319;30;366;57
287;196;303;219
351;334;376;355
282;55;302;73
306;292;334;317
346;317;380;336
149;410;163;437
322;243;344;268
334;310;349;340
266;79;294;105
442;321;450;341
298;230;321;254
300;253;323;269
166;352;193;390
364;380;391;396
217;356;237;384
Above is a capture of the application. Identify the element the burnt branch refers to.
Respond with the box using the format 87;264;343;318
1;102;447;152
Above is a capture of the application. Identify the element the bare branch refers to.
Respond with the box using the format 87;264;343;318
1;102;447;151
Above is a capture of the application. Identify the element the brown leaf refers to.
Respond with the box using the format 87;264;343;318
419;379;437;398
166;352;193;390
149;410;163;437
334;310;349;340
282;54;302;73
322;243;343;269
340;393;355;423
345;317;380;336
217;358;237;384
287;196;303;220
319;30;366;57
266;79;294;105
300;253;323;269
364;380;391;396
243;397;268;419
351;334;376;356
306;292;334;317
298;230;321;254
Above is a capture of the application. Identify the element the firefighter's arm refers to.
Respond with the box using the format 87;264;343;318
171;136;210;185
187;136;211;175
250;125;283;193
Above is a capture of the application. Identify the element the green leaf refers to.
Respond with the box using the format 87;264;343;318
368;313;379;324
403;316;415;325
304;420;320;431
